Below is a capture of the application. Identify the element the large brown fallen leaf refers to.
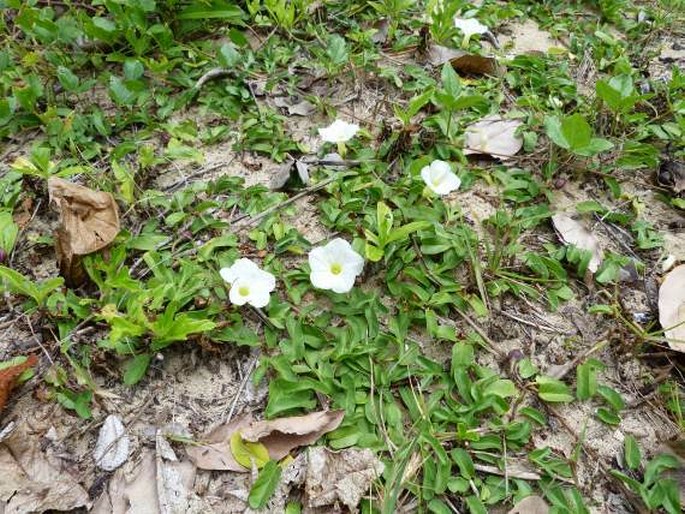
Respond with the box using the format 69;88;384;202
0;354;37;412
0;422;89;513
93;430;205;514
658;264;685;352
551;213;603;273
186;410;344;472
427;44;501;76
508;495;549;514
48;178;120;286
241;410;345;460
463;115;523;159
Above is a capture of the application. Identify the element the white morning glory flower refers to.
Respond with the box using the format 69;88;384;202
420;160;462;196
454;17;488;40
309;238;364;294
220;258;276;308
318;119;360;144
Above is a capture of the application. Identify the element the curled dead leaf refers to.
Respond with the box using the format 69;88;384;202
658;264;685;352
508;495;549;514
427;44;501;76
463;115;523;159
0;354;37;412
551;213;603;273
48;178;120;286
241;410;345;461
186;410;344;472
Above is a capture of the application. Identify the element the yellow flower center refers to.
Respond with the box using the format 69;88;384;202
330;263;343;275
238;285;250;296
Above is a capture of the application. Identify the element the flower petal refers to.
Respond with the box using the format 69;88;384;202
229;283;250;305
308;246;332;272
329;272;356;293
248;287;271;308
429;160;452;176
220;258;261;284
310;270;333;290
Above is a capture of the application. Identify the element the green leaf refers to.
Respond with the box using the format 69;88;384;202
451;448;475;479
441;62;461;99
0;211;19;253
365;241;384;262
561;113;592;149
576;360;599;400
544;114;613;156
536;375;574;403
123;354;151;385
644;454;680;486
218;43;240;67
109;76;136;105
427;498;452;514
248;460;282;509
597;385;625;411
127;234;169;251
544;116;569;149
520;406;546;426
484;378;517;398
56;66;79;91
178;1;244;20
230;431;270;469
596;407;621;425
123;59;144;81
624;435;641;470
386;221;431;245
327;34;348;66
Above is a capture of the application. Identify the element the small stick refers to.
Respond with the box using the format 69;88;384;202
225;356;258;424
193;68;234;92
232;175;340;229
547;338;608;381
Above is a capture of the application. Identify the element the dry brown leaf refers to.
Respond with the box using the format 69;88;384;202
508;495;549;514
241;410;345;461
658;264;685;352
0;354;37;412
0;422;89;513
186;410;344;472
93;432;202;514
48;178;120;286
304;447;384;513
427;44;500;76
463;115;523;159
185;415;253;471
551;213;603;273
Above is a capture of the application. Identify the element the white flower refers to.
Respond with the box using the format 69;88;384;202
220;258;276;308
420;160;462;196
309;238;364;293
453;17;488;39
318;119;360;144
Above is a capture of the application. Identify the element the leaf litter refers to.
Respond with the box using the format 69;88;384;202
0;354;37;412
551;213;604;273
0;421;89;513
187;410;344;471
658;264;685;352
93;414;130;471
426;43;501;76
93;428;206;514
463;115;523;159
48;178;120;286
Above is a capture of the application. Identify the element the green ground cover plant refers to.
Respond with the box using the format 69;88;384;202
0;0;684;512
